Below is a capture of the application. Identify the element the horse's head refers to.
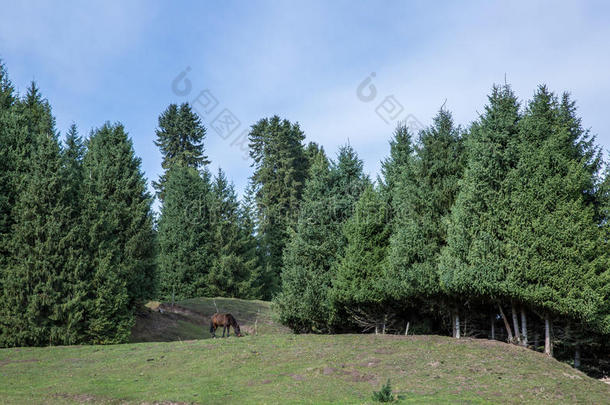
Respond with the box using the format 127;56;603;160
234;323;242;337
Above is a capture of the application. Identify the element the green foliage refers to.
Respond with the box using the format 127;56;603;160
439;85;521;301
275;145;368;332
388;109;465;304
207;169;254;298
332;185;390;314
83;123;156;343
248;116;308;299
372;379;396;402
157;166;213;300
503;87;605;324
153;103;209;200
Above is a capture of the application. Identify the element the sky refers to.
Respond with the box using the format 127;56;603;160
1;1;609;209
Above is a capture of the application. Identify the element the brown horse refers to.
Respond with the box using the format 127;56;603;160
210;313;242;338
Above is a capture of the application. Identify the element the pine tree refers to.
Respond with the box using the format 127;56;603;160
153;103;209;200
83;123;156;343
387;109;465;318
157;166;213;300
248;116;308;299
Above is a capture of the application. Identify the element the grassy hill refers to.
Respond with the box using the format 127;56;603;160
130;297;290;342
1;299;609;404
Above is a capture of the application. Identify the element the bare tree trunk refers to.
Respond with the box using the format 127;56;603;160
375;324;379;335
405;321;410;336
534;333;539;351
498;303;514;342
574;346;581;369
520;307;528;347
382;315;387;335
454;310;461;339
544;313;552;356
491;315;495;340
511;301;521;344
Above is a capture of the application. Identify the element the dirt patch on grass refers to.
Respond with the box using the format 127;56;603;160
0;358;39;367
52;393;101;403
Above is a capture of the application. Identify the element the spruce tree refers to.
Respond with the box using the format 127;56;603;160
275;145;367;332
331;184;391;327
0;128;77;346
387;109;465;320
83;123;156;343
248;116;308;298
379;122;414;210
439;85;521;335
503;87;605;354
236;182;264;299
207;168;252;297
153;103;209;200
157;166;213;300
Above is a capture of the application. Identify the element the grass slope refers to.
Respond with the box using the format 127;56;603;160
130;297;290;342
1;298;609;404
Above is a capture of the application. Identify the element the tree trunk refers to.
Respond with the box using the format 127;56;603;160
491;315;495;340
454;310;461;339
520;307;528;347
534;333;539;351
574;346;581;369
498;303;514;342
405;321;410;336
511;301;521;344
375;324;379;335
382;315;387;335
544;313;552;356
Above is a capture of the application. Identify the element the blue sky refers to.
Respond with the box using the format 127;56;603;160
1;1;609;209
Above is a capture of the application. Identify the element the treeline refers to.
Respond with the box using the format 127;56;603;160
1;59;609;370
276;85;610;370
0;64;155;345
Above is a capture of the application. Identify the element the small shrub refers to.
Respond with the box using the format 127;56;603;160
372;379;395;402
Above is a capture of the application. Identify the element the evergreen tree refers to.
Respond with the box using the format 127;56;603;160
59;123;90;343
236;182;264;299
275;145;367;332
379;122;414;207
0;128;77;346
439;85;521;325
331;184;391;325
157;166;213;300
248;116;308;299
83;123;156;343
0;60;15;110
207;168;252;297
503;87;605;354
387;109;465;316
153;103;209;200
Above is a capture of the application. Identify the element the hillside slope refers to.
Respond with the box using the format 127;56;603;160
130;297;290;343
1;334;609;404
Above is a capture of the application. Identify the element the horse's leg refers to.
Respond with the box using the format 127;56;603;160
222;325;226;338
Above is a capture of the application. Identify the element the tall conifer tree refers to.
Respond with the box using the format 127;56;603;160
83;123;156;343
387;109;465;327
248;116;308;298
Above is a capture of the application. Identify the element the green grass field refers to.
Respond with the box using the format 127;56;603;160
1;298;609;404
